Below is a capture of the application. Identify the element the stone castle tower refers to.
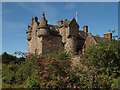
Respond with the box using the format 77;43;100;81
26;12;112;54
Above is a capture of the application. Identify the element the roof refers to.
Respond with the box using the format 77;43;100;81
78;30;88;39
39;12;48;27
60;18;78;28
48;24;60;36
63;20;71;27
48;24;59;30
93;36;109;43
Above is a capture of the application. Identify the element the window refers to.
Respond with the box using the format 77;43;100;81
35;49;38;54
35;29;37;36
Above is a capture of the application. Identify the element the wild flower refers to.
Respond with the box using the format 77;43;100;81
37;56;44;59
41;61;46;65
73;85;77;88
50;59;55;64
39;71;43;75
44;67;48;70
67;83;72;88
43;74;48;78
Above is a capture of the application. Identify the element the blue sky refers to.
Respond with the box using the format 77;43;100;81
2;2;118;54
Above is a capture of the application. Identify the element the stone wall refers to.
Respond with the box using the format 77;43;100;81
59;25;78;53
36;37;43;54
65;36;76;53
77;39;85;53
27;15;92;55
42;35;63;54
82;34;96;53
59;27;67;43
27;17;38;54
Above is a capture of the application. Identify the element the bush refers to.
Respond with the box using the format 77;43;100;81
26;50;81;88
80;40;120;88
111;77;120;89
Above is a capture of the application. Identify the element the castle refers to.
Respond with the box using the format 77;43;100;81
26;12;112;54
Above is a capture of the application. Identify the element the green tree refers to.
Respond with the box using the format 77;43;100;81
2;52;17;63
80;40;120;88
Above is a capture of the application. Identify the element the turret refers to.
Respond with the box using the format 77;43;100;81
37;12;49;37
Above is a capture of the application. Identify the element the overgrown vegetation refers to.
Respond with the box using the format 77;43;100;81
2;40;120;89
2;52;25;64
80;40;120;88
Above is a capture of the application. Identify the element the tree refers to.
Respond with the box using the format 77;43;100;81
80;40;120;88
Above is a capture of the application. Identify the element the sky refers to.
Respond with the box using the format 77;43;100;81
2;2;118;54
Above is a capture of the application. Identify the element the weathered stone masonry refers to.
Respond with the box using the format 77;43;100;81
26;12;112;54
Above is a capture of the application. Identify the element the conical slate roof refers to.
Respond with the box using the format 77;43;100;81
39;12;48;27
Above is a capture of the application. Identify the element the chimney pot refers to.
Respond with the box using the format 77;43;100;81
58;20;63;26
83;25;88;32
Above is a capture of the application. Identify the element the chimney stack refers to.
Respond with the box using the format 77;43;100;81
103;32;112;41
83;25;88;33
58;20;63;27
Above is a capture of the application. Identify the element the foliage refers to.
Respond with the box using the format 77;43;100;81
14;51;27;58
80;40;120;89
26;50;80;88
2;40;120;89
111;77;120;88
2;50;80;88
2;52;17;63
2;52;25;64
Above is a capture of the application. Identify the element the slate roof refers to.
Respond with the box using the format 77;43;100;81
63;20;71;27
93;36;109;43
78;30;88;39
48;24;60;36
39;13;48;27
60;18;77;27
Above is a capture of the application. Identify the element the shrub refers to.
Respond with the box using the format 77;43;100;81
111;77;120;89
80;40;120;88
26;50;81;88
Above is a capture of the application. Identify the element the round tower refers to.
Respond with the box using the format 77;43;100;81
37;12;49;37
